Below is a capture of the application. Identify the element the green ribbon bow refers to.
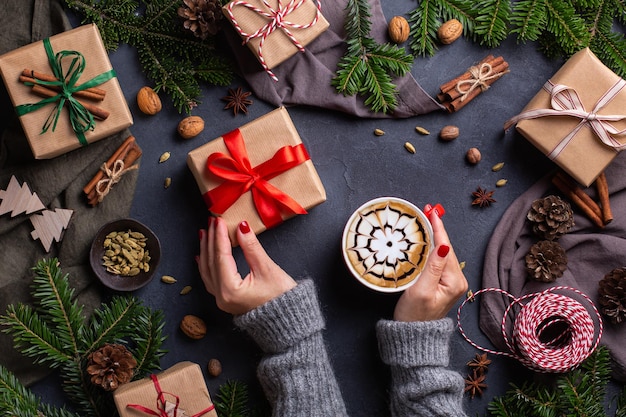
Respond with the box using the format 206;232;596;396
15;37;116;146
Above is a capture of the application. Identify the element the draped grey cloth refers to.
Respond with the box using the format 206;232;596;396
0;0;137;385
481;152;626;381
224;0;444;118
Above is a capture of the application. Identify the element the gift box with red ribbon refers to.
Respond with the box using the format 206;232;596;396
222;0;329;80
0;24;133;159
112;361;218;417
187;106;326;244
505;48;626;187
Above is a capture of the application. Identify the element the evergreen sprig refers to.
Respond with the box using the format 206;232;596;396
214;380;251;417
487;346;626;417
407;0;626;77
0;258;167;417
332;0;414;114
63;0;233;113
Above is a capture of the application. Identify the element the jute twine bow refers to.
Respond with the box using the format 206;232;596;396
457;286;603;373
95;159;138;202
504;79;626;160
455;62;508;102
225;0;321;81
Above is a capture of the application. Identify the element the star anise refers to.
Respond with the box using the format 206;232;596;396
221;87;253;116
467;353;491;375
464;370;487;398
471;186;496;208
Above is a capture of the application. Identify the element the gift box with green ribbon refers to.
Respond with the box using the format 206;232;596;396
0;24;133;159
187;106;326;244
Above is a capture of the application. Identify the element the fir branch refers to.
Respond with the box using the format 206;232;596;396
64;0;233;113
408;0;440;57
215;380;250;417
333;0;413;114
82;296;139;356
128;307;167;376
510;0;547;41
472;0;511;47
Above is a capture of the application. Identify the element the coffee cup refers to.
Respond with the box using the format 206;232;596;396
341;197;433;292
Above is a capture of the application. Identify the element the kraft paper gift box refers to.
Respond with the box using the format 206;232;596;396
222;0;329;77
505;48;626;187
0;24;133;159
113;362;218;417
187;106;326;244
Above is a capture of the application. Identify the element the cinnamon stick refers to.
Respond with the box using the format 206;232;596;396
438;55;499;95
31;84;110;120
19;75;105;102
595;172;613;225
22;69;107;99
552;173;604;228
83;135;136;197
86;140;142;206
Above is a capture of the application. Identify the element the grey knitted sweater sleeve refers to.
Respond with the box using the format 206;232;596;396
233;279;348;417
376;318;467;417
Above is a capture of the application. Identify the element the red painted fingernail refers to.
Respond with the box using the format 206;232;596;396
437;244;450;257
424;203;433;214
239;221;251;234
199;229;204;240
194;255;199;264
432;203;445;218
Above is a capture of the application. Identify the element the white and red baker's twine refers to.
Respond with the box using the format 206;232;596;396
457;286;603;373
225;0;322;81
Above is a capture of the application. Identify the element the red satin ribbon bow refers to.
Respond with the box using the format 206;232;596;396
127;374;215;417
204;128;309;229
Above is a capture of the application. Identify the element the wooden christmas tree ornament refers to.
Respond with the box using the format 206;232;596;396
0;175;45;217
30;208;74;252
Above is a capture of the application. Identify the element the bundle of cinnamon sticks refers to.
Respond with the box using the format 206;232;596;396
19;68;110;120
437;55;510;112
551;171;612;228
83;136;142;206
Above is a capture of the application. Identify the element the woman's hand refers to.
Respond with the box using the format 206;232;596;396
393;206;469;322
197;217;296;315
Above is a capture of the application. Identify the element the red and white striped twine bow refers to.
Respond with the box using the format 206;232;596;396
504;79;626;161
225;0;321;81
457;286;603;373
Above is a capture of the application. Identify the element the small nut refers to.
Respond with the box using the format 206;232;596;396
439;125;460;141
437;18;463;45
207;358;222;377
388;16;410;44
137;86;162;115
466;148;481;164
180;314;207;340
177;116;204;139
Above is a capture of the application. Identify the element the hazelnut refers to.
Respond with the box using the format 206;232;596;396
177;116;204;139
437;19;463;45
439;125;460;141
466;148;481;164
207;358;222;377
136;86;162;115
388;16;410;44
180;314;207;340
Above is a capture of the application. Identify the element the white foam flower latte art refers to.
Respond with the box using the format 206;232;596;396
344;199;432;289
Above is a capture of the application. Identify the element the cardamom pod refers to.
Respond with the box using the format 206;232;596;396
496;179;508;187
415;126;430;135
404;142;416;154
164;177;172;188
492;162;505;172
373;128;385;136
180;285;192;295
161;275;177;284
159;152;171;163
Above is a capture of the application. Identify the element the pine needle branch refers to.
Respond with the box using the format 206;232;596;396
128;307;167;376
333;0;413;114
214;380;250;417
82;295;140;356
64;0;233;113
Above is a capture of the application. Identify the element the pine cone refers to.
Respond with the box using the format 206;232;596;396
527;195;574;240
178;0;223;39
86;343;137;391
598;268;626;324
525;240;568;282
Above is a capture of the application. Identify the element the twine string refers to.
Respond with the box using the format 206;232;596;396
457;286;603;373
95;159;138;202
455;63;508;102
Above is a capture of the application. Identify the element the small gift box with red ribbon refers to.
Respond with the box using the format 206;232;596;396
222;0;329;81
187;106;326;244
505;48;626;187
0;24;133;159
112;362;218;417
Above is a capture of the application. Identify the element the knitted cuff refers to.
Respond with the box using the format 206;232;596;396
233;279;325;353
376;318;453;367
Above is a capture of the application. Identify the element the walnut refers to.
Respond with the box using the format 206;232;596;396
466;148;481;164
440;125;460;141
180;314;207;340
136;86;162;115
437;19;463;45
177;116;205;139
388;16;410;44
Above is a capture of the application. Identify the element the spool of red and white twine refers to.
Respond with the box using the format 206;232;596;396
457;286;603;373
225;0;322;81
